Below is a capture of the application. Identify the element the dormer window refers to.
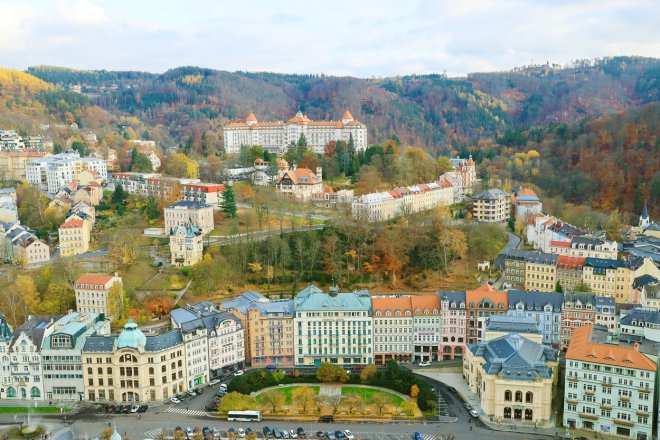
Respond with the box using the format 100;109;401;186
385;310;391;317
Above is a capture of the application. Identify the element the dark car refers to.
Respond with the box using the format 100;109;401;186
414;433;422;440
265;364;277;372
263;427;273;438
447;386;457;394
137;405;148;413
573;437;589;440
202;428;211;438
274;430;283;439
318;415;334;423
316;432;326;440
334;431;345;440
297;428;306;438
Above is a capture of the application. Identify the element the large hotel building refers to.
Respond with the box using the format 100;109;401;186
223;111;367;154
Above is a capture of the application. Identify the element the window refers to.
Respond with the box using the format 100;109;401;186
515;391;522;402
525;392;533;403
504;390;512;401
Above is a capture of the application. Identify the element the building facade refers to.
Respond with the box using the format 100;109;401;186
275;165;324;201
223;111;367;155
0;151;51;181
560;292;596;350
556;255;586;291
164;200;214;234
58;217;90;257
506;290;563;347
564;325;656;440
464;333;558;423
511;188;543;219
26;153;107;194
294;285;373;367
472;189;510;223
524;252;559;292
182;183;225;209
74;273;123;317
466;284;508;344
372;296;413;365
439;291;467;360
582;258;632;303
82;321;186;403
169;223;203;267
411;296;441;363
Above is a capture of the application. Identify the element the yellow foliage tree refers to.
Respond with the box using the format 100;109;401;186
410;384;420;399
165;153;199;179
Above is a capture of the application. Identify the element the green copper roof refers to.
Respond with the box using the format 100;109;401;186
116;319;146;349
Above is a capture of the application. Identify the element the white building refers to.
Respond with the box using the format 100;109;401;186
26;153;107;194
223;110;367;155
411;296;441;363
74;273;123;317
472;188;510;223
372;296;413;365
41;312;110;401
182;183;225;209
294;285;373;367
164;200;214;234
0;222;50;267
180;321;209;390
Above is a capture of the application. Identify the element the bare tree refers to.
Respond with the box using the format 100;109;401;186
324;395;342;414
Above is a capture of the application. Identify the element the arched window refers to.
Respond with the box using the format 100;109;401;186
454;346;462;355
97;367;102;374
375;311;381;317
524;409;533;420
503;407;511;419
149;367;154;375
504;390;512;401
107;367;112;374
87;367;92;374
30;387;40;398
6;387;15;397
515;391;523;402
120;353;137;363
525;391;533;403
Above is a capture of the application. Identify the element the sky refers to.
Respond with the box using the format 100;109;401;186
1;0;659;77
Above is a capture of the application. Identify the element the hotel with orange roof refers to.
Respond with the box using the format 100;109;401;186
564;325;655;439
223;110;367;155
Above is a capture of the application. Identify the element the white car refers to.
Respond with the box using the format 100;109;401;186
233;370;244;376
209;379;221;386
238;429;246;438
344;431;354;440
130;405;139;413
469;409;479;418
418;361;431;367
169;397;181;404
289;430;298;439
219;383;228;390
186;428;193;436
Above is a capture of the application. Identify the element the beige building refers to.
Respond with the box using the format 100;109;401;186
169;223;203;267
524;253;559;292
0;151;51;181
74;273;123;317
58;217;90;257
82;320;186;403
472;188;510;223
0;222;50;267
275;164;324;201
556;255;586;291
464;333;558;423
582;258;632;303
164;200;214;234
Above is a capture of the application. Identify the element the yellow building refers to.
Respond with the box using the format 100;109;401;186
472;189;510;223
0;151;51;181
58;217;90;257
464;333;558;423
582;258;632;303
169;223;203;267
523;253;559;292
82;320;186;403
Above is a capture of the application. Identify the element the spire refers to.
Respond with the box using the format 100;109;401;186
640;200;650;228
246;112;257;126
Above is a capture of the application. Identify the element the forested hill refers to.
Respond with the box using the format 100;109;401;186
27;56;660;152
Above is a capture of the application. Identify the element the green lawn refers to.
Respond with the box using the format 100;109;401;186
0;406;67;413
257;385;320;405
340;386;405;406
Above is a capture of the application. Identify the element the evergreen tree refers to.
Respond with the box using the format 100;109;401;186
221;186;237;218
53;143;63;154
144;196;159;220
111;183;127;204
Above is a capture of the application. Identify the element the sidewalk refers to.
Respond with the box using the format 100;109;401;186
417;371;563;438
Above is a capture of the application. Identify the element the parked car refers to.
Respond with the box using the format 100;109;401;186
274;430;283;439
238;429;245;438
469;409;479;418
289;430;298;439
343;431;354;440
219;383;228;390
202;427;211;438
186;428;193;436
233;369;244;376
447;386;457;394
334;431;345;440
325;432;335;440
418;361;431;367
316;432;326;440
263;427;273;438
464;403;472;410
213;428;220;438
137;405;148;413
281;430;290;439
413;433;422;440
245;429;253;437
296;428;306;438
265;365;277;372
318;415;334;423
209;379;221;386
195;388;204;395
130;405;139;413
187;390;197;397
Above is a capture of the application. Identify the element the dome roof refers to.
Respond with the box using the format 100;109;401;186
116;319;146;350
110;429;122;440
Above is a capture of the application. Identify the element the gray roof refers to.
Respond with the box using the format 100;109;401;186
294;285;371;312
634;275;658;289
507;290;563;312
620;308;660;326
468;333;557;381
166;200;212;210
220;291;269;314
571;236;607;247
11;316;60;352
473;188;508;201
562;291;596;305
486;316;541;334
83;329;183;353
595;296;615;308
584;257;630;269
172;302;242;334
438;291;466;304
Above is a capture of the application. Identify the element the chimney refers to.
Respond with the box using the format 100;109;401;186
292;163;297;171
316;167;323;179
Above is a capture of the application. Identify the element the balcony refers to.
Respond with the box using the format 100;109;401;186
638;386;651;393
619;395;630;402
600;403;612;410
636;410;649;416
567;376;578;382
566;398;578;404
601;381;612;387
579;413;598;420
585;390;594;396
614;419;634;427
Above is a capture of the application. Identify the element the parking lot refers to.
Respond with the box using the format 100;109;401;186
143;428;444;440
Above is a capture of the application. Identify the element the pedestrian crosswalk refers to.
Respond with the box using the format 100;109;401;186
143;428;163;439
164;407;208;417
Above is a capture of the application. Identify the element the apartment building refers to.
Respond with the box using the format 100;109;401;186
506;290;563;347
2;316;58;400
171;302;245;381
164;200;214;234
411;296;441;363
26;153;107;194
82;320;186;402
42;312;110;401
465;284;508;344
372;296;413;365
0;315;13;396
112;172;200;200
223;110;367;155
351;192;396;222
439;291;467;360
275;166;324;201
222;292;295;368
511;187;543;219
472;189;510;223
0;222;50;267
524;252;558;292
74;273;123;317
58;217;90;257
294;285;373;367
0;151;51;181
449;155;477;195
595;296;617;334
556;255;586;291
564;325;656;440
181;182;225;209
583;258;632;303
560;292;596;350
169;223;203;267
501;249;529;288
464;333;558;423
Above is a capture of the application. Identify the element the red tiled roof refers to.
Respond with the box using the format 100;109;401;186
557;255;586;269
550;240;570;247
75;274;115;286
59;218;84;229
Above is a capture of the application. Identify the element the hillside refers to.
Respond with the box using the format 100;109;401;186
27;57;660;152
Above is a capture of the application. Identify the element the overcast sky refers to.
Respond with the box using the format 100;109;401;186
1;0;659;77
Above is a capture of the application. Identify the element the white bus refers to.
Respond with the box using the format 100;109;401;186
227;410;262;421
